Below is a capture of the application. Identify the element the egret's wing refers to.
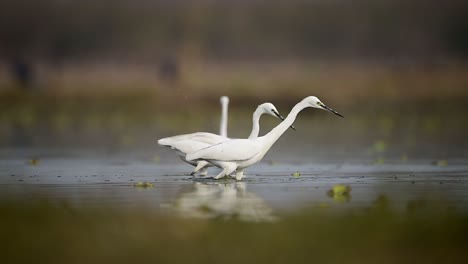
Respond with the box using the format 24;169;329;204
169;140;213;155
158;132;227;146
188;133;227;145
186;139;261;162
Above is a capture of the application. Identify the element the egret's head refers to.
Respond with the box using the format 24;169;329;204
259;103;296;130
220;96;229;105
304;96;344;118
259;103;281;118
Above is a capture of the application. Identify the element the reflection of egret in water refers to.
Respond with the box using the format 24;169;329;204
170;182;276;222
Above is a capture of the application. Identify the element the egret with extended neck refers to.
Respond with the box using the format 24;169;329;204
158;101;292;176
186;96;343;180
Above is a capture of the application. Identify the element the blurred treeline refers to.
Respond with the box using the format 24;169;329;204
1;0;468;64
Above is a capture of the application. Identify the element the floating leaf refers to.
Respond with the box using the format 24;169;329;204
134;181;154;188
431;160;448;167
291;171;301;178
330;184;351;195
28;158;40;166
327;185;352;203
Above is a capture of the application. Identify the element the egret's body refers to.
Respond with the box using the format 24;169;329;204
186;96;343;180
158;101;289;176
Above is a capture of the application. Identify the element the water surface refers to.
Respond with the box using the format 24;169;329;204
2;155;467;220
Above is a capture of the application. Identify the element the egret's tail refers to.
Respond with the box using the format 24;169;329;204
158;134;192;146
158;133;207;146
157;137;172;146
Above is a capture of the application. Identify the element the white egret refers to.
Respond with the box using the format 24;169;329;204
186;96;343;180
158;101;293;176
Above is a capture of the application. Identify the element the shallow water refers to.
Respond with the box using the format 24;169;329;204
2;154;468;221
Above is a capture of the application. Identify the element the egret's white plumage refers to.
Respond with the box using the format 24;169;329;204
186;96;343;180
158;101;289;175
220;96;229;137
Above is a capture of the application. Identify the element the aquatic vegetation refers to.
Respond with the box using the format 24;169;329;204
329;193;351;203
133;182;154;188
28;158;40;166
329;184;351;196
372;140;387;153
432;160;448;167
369;140;388;165
291;171;301;178
327;185;352;203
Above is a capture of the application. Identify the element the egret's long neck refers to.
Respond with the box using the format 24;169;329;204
248;108;262;139
220;100;229;137
263;101;309;148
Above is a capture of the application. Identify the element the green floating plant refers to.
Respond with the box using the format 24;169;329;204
291;171;301;178
431;160;448;167
327;184;352;203
134;181;154;188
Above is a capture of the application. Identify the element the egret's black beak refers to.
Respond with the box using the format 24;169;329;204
320;103;344;118
273;110;296;130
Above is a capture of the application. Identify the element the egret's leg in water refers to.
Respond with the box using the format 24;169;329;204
190;161;209;176
235;169;244;181
213;162;237;179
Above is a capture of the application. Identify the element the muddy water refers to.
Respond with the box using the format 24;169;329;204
1;153;468;221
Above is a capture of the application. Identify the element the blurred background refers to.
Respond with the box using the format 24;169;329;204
1;0;468;161
2;2;468;263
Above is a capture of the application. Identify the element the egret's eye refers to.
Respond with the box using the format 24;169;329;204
316;102;321;106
